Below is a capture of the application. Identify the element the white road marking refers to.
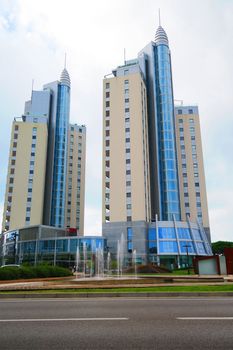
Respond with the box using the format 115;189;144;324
177;317;233;320
0;317;129;322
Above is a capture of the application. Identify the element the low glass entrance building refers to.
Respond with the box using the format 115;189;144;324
103;219;212;269
0;225;106;268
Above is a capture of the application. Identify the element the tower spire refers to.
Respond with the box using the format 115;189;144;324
64;53;67;69
158;8;161;26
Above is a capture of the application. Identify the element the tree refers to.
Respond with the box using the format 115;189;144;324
211;241;233;255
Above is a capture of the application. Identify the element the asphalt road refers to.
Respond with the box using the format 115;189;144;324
0;297;233;350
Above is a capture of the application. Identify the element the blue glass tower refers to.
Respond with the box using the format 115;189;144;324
42;69;71;228
50;69;71;227
139;26;181;221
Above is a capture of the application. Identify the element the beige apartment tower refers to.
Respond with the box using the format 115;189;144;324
175;106;210;239
65;124;86;235
102;59;151;224
2;117;48;232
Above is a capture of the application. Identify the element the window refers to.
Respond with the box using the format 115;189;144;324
32;135;37;139
25;217;30;222
180;137;184;141
125;138;130;143
14;133;18;139
178;110;182;115
178;118;183;122
191;136;195;140
12;150;16;157
126;192;131;198
188;109;193;114
194;172;199;177
185;203;189;207
127;216;131;222
179;127;184;132
29;170;34;175
13;142;17;148
14;125;19;131
125;89;129;94
125;108;129;113
31;152;35;156
190;127;195;132
126;181;131;186
125;98;129;103
126;170;131;175
184;193;189;197
106;120;110;127
125;118;130;122
183;183;188;187
27;197;32;202
106;150;110;157
125;127;130;132
106;101;110;108
9;178;14;184
30;161;34;165
196;192;200;197
10;169;15;175
11;159;15;165
183;173;187;177
126;159;130;164
106;92;110;98
106;82;110;89
106;110;110;117
126;148;130;153
106;130;110;137
127;204;131;209
195;182;199;187
181;154;186;159
106;140;110;147
8;187;13;193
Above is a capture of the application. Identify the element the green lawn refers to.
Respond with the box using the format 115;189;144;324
0;284;233;294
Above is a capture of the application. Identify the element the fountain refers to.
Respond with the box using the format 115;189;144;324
75;242;80;280
96;244;104;278
107;252;111;276
117;233;125;278
132;249;137;279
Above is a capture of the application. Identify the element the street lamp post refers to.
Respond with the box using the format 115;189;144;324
183;244;191;274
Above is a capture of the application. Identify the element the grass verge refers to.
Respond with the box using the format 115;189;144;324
0;284;233;294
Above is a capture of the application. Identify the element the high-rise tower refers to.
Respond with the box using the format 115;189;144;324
2;68;86;234
43;68;71;228
139;25;181;221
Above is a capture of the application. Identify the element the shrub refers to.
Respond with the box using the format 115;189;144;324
0;265;72;280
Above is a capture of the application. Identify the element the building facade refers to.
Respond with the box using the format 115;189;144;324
2;68;86;235
65;124;86;234
103;60;151;223
102;24;211;265
175;105;210;241
2;116;48;232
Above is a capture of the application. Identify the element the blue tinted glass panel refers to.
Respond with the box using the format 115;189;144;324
192;229;201;240
149;228;156;240
56;239;68;252
159;241;178;253
149;241;157;254
70;239;78;252
127;228;132;240
128;242;133;251
39;240;55;253
179;241;195;254
196;242;206;255
177;228;191;239
158;227;176;239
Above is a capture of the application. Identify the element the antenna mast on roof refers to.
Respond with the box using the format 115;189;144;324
31;79;34;100
64;53;67;69
158;8;161;26
124;48;126;65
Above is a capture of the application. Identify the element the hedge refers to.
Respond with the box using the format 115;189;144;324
0;265;72;280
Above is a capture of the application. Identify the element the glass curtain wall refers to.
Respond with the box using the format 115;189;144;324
51;84;70;227
154;43;181;220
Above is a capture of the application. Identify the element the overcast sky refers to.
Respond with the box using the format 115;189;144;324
0;0;232;241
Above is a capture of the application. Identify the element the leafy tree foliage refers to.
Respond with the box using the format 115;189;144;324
212;241;233;255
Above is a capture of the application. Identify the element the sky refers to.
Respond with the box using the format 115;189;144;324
0;0;232;242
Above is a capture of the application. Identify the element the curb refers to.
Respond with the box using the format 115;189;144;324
0;292;233;298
